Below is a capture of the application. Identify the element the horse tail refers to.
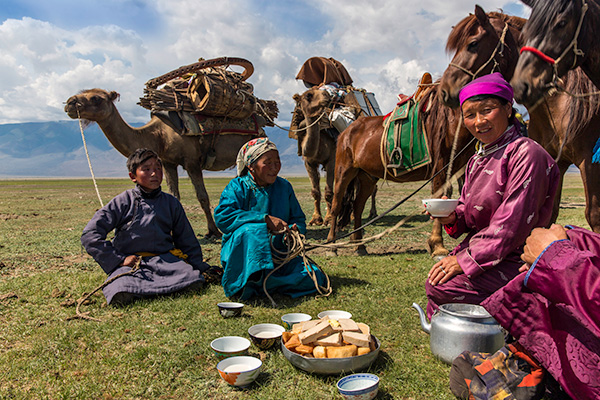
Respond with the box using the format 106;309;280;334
337;176;358;229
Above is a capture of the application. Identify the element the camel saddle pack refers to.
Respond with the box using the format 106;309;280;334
383;72;432;177
290;56;382;140
138;57;278;137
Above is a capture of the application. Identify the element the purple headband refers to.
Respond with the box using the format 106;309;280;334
459;72;514;107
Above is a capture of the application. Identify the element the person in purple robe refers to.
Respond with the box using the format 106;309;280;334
481;224;600;400
424;72;560;318
81;148;220;305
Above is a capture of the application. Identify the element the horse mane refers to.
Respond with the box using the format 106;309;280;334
564;68;600;144
523;0;570;39
420;81;460;178
446;11;526;54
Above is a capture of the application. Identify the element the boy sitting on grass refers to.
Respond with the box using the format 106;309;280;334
81;148;222;306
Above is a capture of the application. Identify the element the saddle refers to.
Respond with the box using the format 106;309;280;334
383;72;432;177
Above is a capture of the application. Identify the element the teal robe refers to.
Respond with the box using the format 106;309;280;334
214;174;326;300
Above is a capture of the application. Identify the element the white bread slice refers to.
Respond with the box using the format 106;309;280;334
299;320;334;344
342;331;371;348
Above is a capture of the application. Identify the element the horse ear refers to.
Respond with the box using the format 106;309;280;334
109;91;121;102
474;5;490;27
293;93;300;102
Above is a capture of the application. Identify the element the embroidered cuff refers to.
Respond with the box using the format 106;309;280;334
524;239;568;286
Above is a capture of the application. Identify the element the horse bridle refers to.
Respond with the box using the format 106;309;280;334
520;0;588;83
449;23;510;81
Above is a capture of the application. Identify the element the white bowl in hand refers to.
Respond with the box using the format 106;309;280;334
422;199;459;217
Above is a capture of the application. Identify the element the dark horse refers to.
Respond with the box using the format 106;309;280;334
326;81;475;256
439;5;600;233
512;0;600;102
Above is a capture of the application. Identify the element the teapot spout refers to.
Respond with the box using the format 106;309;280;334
412;302;431;334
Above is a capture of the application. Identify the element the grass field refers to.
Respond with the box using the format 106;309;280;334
0;173;588;399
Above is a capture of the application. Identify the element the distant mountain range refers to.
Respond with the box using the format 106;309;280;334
0;121;306;178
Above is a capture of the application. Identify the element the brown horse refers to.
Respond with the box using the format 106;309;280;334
440;5;600;233
512;0;600;103
326;83;475;256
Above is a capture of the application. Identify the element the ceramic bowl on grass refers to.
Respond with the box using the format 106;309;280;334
422;198;459;217
248;323;285;350
217;302;244;318
217;355;262;387
210;336;251;360
337;373;380;400
281;313;312;330
317;310;352;320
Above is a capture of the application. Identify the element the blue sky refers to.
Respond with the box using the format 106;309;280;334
0;0;528;126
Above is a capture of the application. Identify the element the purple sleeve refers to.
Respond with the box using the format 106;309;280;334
525;231;600;323
458;143;557;278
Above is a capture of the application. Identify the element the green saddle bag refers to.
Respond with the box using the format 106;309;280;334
384;98;431;177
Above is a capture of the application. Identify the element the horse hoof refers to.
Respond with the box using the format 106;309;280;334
355;246;368;256
309;217;324;226
325;249;337;257
432;255;447;262
204;230;223;240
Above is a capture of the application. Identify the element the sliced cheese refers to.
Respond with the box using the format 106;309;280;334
298;320;333;344
314;332;343;347
342;331;371;348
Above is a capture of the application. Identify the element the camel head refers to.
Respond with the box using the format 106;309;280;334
295;87;332;121
64;89;120;122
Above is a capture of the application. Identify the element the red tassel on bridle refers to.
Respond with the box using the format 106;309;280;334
520;46;556;65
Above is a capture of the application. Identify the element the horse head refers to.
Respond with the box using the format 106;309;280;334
439;6;523;108
512;0;593;106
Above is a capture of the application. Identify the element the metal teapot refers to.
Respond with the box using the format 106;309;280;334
412;302;504;364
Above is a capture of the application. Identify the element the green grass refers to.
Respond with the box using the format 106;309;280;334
0;174;588;399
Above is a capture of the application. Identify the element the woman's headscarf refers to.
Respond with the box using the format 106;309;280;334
459;72;514;107
236;137;278;176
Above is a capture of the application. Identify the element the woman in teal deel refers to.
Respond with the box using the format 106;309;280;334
214;137;327;301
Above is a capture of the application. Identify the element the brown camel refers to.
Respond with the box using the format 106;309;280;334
439;6;600;232
291;87;377;226
64;88;265;238
326;83;475;256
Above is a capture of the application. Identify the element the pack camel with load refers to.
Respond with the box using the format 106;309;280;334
65;57;278;238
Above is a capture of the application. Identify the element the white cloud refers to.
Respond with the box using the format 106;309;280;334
0;0;526;126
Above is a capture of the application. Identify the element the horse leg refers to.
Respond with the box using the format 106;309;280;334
550;161;570;225
351;173;378;256
429;172;449;258
323;157;336;226
305;160;324;226
163;162;180;199
579;159;600;233
326;165;360;244
367;184;378;220
187;167;221;239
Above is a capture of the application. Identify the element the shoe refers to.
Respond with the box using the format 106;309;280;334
202;265;224;285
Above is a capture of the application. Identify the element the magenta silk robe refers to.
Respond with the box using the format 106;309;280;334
425;125;559;317
483;226;600;400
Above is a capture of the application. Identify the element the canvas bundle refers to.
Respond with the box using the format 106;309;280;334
138;66;278;124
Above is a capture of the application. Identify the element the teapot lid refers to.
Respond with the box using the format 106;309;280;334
439;303;493;320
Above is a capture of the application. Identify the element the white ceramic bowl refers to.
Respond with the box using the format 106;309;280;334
217;355;262;387
210;336;250;360
422;198;459;217
337;373;380;400
281;313;312;330
217;302;244;318
247;323;285;350
317;310;353;320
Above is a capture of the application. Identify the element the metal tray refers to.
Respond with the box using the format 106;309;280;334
281;335;380;375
